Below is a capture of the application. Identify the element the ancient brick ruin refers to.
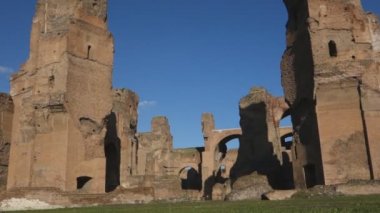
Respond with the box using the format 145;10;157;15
0;0;380;204
282;0;380;188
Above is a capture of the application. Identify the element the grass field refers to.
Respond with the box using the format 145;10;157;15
15;195;380;213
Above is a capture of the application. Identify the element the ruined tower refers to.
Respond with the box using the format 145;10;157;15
282;0;380;188
8;0;114;193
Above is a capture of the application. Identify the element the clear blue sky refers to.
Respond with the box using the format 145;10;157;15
0;1;379;148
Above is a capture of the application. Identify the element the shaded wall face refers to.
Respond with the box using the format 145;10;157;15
281;0;325;188
112;89;139;187
0;94;13;190
230;102;263;178
104;112;121;192
230;89;291;189
0;94;13;144
233;101;283;189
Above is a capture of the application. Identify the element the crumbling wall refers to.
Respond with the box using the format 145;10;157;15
153;148;203;200
136;117;202;200
282;0;380;187
137;116;173;176
230;87;289;189
112;89;139;189
0;94;13;190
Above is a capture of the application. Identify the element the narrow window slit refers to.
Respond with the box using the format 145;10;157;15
87;45;92;59
328;40;337;57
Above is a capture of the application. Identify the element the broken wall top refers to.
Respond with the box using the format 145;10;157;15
35;0;108;33
307;0;380;85
201;113;215;139
112;88;139;133
138;116;173;151
10;0;113;77
112;89;139;114
239;87;288;112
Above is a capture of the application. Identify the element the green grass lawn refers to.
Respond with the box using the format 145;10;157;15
16;195;380;213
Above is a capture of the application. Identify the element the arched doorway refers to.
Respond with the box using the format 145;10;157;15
214;134;241;183
179;166;202;191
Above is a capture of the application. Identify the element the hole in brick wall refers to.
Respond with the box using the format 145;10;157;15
179;167;202;191
77;176;93;189
48;75;55;86
281;133;293;150
328;40;338;57
87;45;92;59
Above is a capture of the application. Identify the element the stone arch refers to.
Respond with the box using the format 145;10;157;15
214;134;241;165
201;128;242;198
213;134;241;184
179;166;202;191
281;108;291;119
